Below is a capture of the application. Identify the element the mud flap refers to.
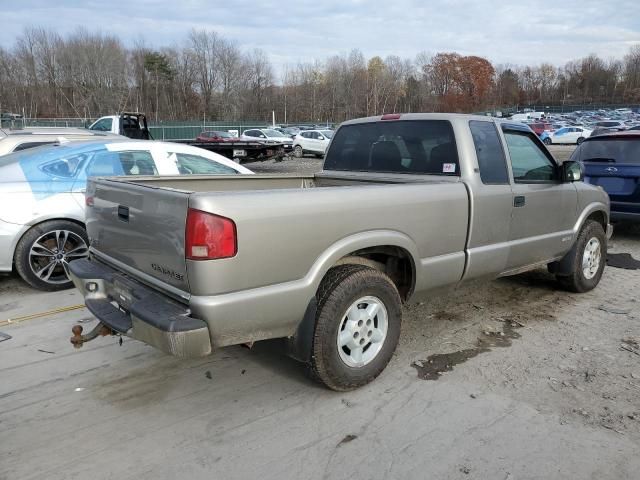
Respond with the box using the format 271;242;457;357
286;298;317;364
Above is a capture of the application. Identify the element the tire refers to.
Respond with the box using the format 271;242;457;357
577;137;585;145
543;137;552;145
14;220;89;291
293;145;303;158
556;220;606;293
315;153;324;159
309;265;402;391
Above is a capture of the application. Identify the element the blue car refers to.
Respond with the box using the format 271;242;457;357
570;131;640;221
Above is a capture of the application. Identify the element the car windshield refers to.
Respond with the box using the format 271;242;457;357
321;130;334;138
263;129;287;137
575;138;640;164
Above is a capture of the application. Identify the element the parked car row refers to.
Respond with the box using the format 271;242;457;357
511;108;640;145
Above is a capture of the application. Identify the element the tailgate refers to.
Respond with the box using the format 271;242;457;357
86;178;191;292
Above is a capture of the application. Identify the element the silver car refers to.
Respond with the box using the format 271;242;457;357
0;140;253;290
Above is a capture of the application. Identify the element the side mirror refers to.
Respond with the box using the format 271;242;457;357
318;135;325;140
562;160;583;182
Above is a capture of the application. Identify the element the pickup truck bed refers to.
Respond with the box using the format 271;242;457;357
70;113;611;391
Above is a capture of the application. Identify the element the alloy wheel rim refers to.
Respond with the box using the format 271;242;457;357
28;230;89;284
337;296;388;368
582;237;601;280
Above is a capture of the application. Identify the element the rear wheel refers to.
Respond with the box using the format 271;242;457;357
14;220;89;291
543;137;552;145
293;145;303;158
309;265;402;391
556;220;606;293
577;137;585;145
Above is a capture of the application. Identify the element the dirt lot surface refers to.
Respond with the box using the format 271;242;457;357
2;143;640;479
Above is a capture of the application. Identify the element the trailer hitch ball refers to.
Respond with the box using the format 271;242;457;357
70;323;113;349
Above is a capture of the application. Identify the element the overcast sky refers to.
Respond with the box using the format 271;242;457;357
3;0;640;76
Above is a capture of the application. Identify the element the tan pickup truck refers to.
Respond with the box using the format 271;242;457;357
69;113;611;391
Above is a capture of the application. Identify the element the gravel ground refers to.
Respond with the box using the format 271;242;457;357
2;141;639;479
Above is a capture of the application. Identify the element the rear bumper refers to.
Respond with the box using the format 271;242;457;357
68;258;211;358
611;211;640;222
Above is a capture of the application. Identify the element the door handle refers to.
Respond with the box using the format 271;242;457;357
514;195;526;207
117;205;130;222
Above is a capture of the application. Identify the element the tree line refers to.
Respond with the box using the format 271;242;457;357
1;27;639;124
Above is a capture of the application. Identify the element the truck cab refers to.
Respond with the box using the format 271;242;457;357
88;113;151;140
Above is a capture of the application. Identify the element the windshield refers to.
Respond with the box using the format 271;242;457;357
573;138;640;164
212;131;232;138
321;130;334;138
263;129;287;137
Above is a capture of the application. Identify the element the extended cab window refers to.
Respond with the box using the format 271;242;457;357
503;130;557;183
171;153;238;175
324;120;459;175
469;121;509;184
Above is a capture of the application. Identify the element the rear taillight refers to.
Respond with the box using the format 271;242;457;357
85;195;94;207
381;113;401;120
185;209;237;260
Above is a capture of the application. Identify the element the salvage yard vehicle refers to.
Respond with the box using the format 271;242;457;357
241;128;294;151
571;131;640;221
88;112;151;139
69;113;611;391
541;126;592;145
0;140;252;291
293;129;334;157
0;128;123;156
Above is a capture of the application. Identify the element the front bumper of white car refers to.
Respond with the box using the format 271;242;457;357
0;218;26;272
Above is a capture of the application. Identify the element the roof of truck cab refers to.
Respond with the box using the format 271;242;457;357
340;113;508;126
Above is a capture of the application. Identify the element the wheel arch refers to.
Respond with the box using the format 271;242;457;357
13;216;87;264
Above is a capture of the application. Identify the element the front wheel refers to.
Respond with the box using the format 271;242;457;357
14;220;89;291
293;145;303;158
309;265;402;391
556;220;606;293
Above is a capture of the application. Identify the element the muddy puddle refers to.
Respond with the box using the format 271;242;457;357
412;321;522;380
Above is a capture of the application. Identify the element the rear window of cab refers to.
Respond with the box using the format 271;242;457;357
324;120;459;175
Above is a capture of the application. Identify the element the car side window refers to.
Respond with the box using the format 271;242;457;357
41;153;87;178
90;118;113;132
469;121;509;185
87;150;157;176
503;130;557;183
245;130;255;137
171;152;238;175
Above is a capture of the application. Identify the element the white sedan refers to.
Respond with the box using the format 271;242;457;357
292;129;334;157
0;140;252;290
541;126;592;145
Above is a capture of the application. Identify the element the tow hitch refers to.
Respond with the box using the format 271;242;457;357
70;323;114;348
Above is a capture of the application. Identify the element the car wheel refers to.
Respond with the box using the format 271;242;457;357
309;265;402;391
293;145;303;158
556;220;606;293
543;137;552;145
576;137;585;145
14;220;89;291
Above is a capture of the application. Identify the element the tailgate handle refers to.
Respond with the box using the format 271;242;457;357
514;195;526;208
117;205;130;222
